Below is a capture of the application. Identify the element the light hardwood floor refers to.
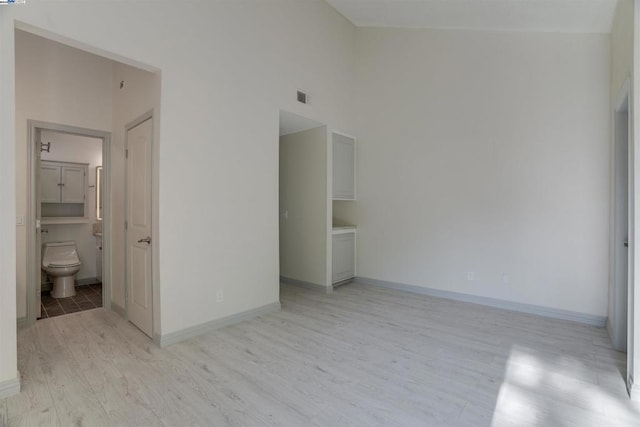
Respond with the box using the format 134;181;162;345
2;283;639;426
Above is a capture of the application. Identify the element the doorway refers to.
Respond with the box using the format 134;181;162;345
610;82;630;353
27;122;112;324
15;27;160;336
278;111;330;292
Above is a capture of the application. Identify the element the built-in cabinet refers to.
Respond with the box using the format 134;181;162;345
332;132;356;200
332;228;356;284
41;160;88;219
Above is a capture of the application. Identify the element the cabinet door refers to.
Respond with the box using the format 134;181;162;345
332;133;355;200
332;233;355;283
40;164;61;203
61;166;85;203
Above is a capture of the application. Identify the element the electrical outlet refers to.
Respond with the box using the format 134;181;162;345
501;274;510;284
466;272;475;281
216;290;224;303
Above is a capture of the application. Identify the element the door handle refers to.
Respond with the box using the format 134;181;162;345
138;237;151;244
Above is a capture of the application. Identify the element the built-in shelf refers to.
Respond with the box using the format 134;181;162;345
41;217;93;225
332;225;356;235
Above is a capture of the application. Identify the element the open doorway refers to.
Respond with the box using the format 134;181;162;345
610;81;630;353
278;111;332;293
27;123;111;322
15;28;160;335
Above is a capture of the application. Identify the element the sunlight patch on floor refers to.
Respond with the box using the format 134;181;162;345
491;345;640;427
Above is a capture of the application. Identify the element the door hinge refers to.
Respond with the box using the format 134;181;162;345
126;149;128;159
125;220;128;230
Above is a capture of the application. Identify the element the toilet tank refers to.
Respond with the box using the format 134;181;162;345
42;241;81;267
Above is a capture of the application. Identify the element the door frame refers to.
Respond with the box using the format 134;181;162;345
610;79;631;352
124;110;154;335
26;120;112;325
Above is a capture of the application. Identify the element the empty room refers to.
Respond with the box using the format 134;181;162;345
1;0;640;426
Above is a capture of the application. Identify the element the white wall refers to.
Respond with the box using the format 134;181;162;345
0;4;18;392
343;28;611;317
280;126;328;287
1;0;356;384
40;131;102;281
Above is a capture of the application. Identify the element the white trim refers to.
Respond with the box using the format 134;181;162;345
331;226;356;235
154;302;281;348
281;276;333;294
326;127;333;287
16;316;27;329
356;277;607;327
110;302;126;318
630;381;640;401
0;376;20;399
609;77;632;352
616;78;632;111
26;121;112;325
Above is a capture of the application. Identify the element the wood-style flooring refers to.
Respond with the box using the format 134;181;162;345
1;282;639;426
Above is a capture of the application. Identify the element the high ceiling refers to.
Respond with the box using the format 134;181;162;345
325;0;619;33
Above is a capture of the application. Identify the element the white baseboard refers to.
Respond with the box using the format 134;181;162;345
0;376;20;399
110;303;126;318
630;376;640;401
155;301;281;348
76;277;100;287
355;277;607;327
16;316;28;329
281;276;333;294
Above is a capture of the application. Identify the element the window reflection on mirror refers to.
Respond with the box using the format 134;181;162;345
96;166;103;220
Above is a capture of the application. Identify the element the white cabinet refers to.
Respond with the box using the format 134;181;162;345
332;230;355;284
332;132;356;200
40;163;62;203
41;161;88;218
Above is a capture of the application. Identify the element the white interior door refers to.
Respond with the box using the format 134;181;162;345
126;117;153;337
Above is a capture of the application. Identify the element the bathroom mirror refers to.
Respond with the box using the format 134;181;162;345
96;166;103;220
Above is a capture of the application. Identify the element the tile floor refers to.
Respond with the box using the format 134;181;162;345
39;283;103;319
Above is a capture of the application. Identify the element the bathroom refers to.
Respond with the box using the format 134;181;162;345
39;130;103;318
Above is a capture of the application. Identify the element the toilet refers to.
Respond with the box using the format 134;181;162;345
42;241;82;298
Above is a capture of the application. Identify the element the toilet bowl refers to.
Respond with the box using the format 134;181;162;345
42;241;82;298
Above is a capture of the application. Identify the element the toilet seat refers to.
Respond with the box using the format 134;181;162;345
47;261;82;268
